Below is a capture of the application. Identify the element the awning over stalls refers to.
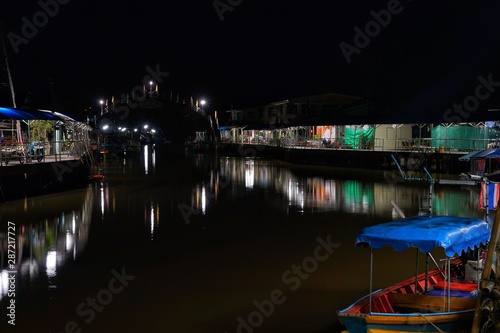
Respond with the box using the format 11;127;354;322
0;107;92;131
355;215;490;257
470;149;500;159
38;109;79;122
458;150;483;161
0;107;79;121
0;107;58;120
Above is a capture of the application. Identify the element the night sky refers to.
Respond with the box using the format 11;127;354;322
2;1;500;121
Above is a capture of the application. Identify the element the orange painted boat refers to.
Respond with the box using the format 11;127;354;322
337;215;491;333
89;174;105;181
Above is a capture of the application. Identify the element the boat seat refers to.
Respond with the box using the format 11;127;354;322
425;281;478;298
425;288;474;298
391;292;477;313
433;281;477;292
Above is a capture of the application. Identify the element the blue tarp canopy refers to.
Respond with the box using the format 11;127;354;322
458;150;482;161
355;215;490;257
470;149;500;159
0;107;77;121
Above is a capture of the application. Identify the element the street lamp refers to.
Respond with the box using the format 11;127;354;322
147;81;157;97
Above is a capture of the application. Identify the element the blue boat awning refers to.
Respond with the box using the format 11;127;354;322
471;149;500;159
458;150;482;161
355;215;490;257
0;107;78;121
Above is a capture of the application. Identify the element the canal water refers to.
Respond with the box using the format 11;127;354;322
0;145;485;333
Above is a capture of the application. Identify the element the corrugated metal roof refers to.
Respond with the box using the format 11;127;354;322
0;107;78;121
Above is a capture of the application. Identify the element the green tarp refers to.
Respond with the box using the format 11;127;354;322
344;127;375;149
431;125;500;150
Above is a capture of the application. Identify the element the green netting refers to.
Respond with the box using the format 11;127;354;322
343;180;374;211
344;127;375;149
431;189;480;216
431;125;500;150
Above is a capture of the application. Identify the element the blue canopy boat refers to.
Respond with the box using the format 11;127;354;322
337;215;491;333
460;148;500;182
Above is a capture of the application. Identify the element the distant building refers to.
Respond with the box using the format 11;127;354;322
234;93;363;125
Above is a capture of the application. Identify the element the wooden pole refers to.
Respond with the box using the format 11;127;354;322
369;248;373;314
471;206;500;332
1;30;22;143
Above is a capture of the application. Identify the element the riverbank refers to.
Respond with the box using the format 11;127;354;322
0;157;91;202
217;143;470;176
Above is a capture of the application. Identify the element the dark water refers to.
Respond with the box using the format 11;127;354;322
0;145;485;333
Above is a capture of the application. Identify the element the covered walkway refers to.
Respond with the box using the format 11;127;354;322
0;107;92;167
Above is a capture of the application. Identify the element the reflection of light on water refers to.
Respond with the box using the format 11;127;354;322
245;159;254;189
46;250;57;278
152;145;156;172
144;145;149;174
100;185;105;219
66;232;74;258
215;156;484;216
0;187;94;291
362;195;370;211
150;202;154;239
192;185;208;215
201;186;206;215
145;201;160;240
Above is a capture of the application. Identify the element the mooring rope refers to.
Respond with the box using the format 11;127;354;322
417;313;445;333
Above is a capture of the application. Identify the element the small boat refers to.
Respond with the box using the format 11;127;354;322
459;149;500;182
89;174;105;181
337;215;491;333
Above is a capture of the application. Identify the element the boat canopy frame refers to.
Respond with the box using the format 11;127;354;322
355;215;491;257
356;214;491;313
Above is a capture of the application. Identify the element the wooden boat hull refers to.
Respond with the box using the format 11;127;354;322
337;260;478;333
339;310;473;333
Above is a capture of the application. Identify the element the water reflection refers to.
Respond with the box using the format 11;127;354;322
0;186;94;301
142;144;156;175
190;156;483;218
0;152;488;332
147;200;160;240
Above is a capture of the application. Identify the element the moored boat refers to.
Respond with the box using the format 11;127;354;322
337;215;491;333
459;148;500;182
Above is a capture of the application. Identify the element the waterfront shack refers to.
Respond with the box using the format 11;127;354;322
217;93;500;174
0;107;93;201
